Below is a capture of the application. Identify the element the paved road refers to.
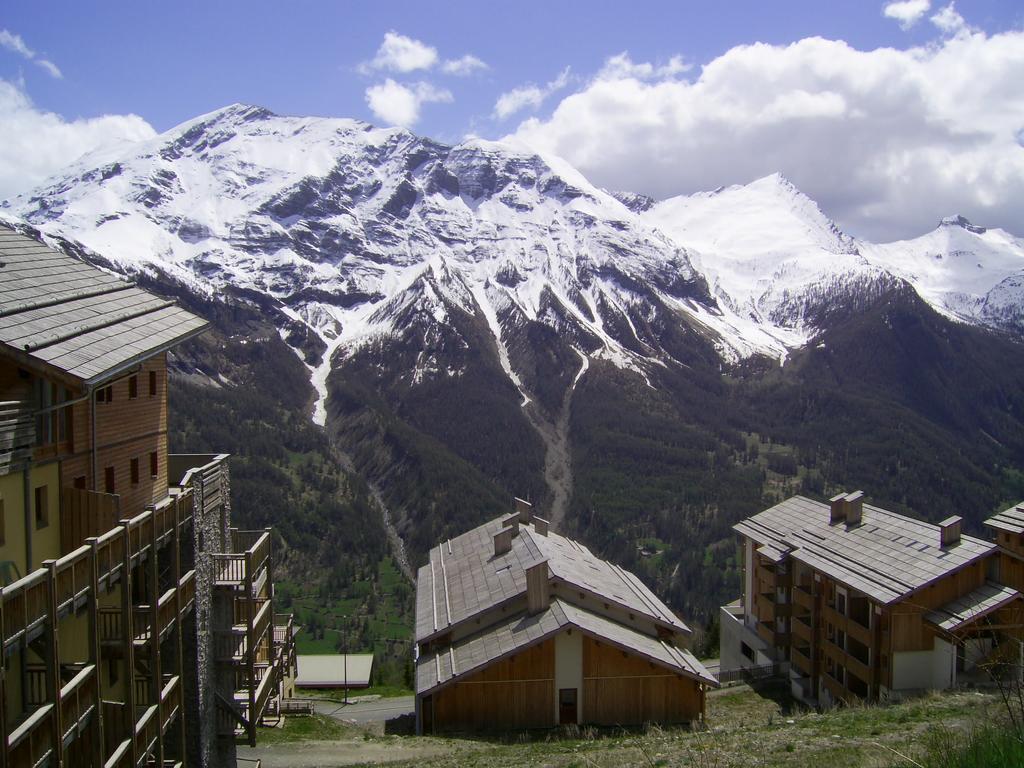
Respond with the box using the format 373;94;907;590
316;696;415;725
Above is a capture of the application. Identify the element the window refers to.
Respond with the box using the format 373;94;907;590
128;375;138;400
96;385;113;403
73;476;86;490
149;370;157;397
34;486;48;529
104;467;115;494
130;458;140;485
149;451;158;478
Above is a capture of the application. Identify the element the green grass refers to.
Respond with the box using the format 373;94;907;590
248;686;1017;768
256;713;361;744
297;683;413;701
917;721;1024;768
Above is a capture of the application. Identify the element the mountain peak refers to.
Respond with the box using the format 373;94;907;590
940;215;987;235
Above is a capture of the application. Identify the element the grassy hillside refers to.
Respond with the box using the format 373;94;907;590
249;684;1015;767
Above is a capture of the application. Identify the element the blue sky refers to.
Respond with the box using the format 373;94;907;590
2;1;1023;239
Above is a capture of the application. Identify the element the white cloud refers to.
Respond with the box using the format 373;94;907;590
35;59;62;79
598;53;691;80
365;79;453;127
442;54;488;76
364;31;438;74
930;3;973;36
493;68;570;120
0;28;62;79
507;32;1024;241
0;80;155;200
883;0;931;29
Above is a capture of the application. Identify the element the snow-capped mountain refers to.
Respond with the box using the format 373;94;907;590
863;216;1024;332
3;103;1023;421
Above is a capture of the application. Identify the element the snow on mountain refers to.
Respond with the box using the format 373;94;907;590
643;173;891;355
861;216;1024;333
1;105;719;419
3;103;1023;421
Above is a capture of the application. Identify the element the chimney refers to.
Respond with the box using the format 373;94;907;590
515;497;533;523
503;513;520;537
844;491;863;526
494;527;514;556
533;516;549;536
526;561;550;614
939;516;962;547
829;493;847;523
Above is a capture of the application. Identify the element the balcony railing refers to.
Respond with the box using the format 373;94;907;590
0;399;35;477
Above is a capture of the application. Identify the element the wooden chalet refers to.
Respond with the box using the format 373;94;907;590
0;224;297;768
414;500;716;734
721;492;1024;705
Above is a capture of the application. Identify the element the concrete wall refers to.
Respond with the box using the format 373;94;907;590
554;629;583;724
891;639;953;692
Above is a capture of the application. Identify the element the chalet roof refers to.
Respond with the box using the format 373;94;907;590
984;503;1024;535
415;514;688;643
0;225;207;387
734;496;995;605
925;581;1021;634
415;597;716;696
295;654;374;687
414;515;547;642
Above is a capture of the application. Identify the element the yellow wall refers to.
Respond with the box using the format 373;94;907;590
32;462;61;568
0;471;28;580
0;461;62;579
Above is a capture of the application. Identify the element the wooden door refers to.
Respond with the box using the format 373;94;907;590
559;688;577;725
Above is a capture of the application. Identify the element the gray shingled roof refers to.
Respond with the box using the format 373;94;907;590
415;515;689;643
926;581;1020;633
416;597;715;696
415;515;546;642
734;496;995;605
0;225;208;386
529;526;688;632
985;503;1024;535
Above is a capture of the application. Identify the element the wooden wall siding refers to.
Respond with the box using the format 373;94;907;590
1000;552;1024;592
60;487;120;554
582;637;700;724
59;354;169;523
431;638;555;732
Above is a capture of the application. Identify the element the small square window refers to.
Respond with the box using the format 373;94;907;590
73;475;86;490
34;486;48;529
130;458;140;485
104;466;115;494
128;375;138;400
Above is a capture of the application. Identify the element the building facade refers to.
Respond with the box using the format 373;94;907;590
0;225;296;767
721;491;1024;706
414;499;716;733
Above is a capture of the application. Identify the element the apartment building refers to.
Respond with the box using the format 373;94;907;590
721;491;1023;705
415;499;716;733
0;225;296;767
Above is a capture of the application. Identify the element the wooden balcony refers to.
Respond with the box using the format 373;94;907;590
821;604;872;647
0;399;34;477
792;584;815;611
4;663;98;768
820;670;851;703
791;645;813;676
791;614;814;644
